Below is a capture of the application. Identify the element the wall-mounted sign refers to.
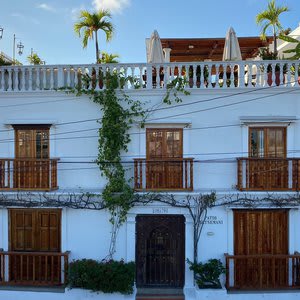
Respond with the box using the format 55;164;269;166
202;215;223;225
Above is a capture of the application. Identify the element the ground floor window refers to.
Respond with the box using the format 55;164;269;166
0;209;64;285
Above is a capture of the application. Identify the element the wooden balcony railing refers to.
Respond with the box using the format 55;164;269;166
0;158;59;191
134;158;193;191
0;250;70;286
225;253;300;290
237;157;300;191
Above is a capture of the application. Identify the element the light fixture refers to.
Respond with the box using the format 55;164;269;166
0;27;3;39
17;42;24;55
188;45;194;49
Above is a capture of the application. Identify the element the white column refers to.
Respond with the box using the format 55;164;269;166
163;48;172;63
61;207;68;253
184;214;194;289
227;209;234;254
126;214;136;262
1;209;8;251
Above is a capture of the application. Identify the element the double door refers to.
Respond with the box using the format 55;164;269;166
146;128;183;189
136;215;185;287
9;209;61;284
14;126;50;189
248;127;288;189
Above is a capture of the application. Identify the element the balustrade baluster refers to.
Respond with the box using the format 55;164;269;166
139;66;143;88
48;67;53;90
21;67;26;91
8;68;13;91
286;63;291;87
249;63;253;88
38;67;42;90
191;64;196;89
130;66;135;90
102;66;108;90
155;65;160;88
0;68;4;91
271;63;276;87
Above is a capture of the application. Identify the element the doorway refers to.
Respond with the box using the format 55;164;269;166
136;215;185;288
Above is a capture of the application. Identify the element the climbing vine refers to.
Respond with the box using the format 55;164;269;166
65;69;190;258
76;72;145;257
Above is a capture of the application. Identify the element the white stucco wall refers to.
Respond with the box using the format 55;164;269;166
2;88;300;191
1;86;300;299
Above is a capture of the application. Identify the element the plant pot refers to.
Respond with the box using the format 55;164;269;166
197;283;222;289
267;71;280;86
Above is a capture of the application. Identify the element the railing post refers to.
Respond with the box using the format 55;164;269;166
146;65;152;89
238;62;245;87
64;251;70;285
0;249;3;283
56;66;64;89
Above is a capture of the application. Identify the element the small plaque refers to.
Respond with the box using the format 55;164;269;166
152;207;168;214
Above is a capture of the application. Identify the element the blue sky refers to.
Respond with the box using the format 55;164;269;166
0;0;299;65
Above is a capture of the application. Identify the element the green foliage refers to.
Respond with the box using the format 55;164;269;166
98;51;120;64
27;52;44;65
0;56;12;66
256;0;289;53
75;71;145;227
67;70;189;256
187;258;225;288
68;259;135;294
163;77;191;104
258;47;277;60
279;34;300;60
74;9;114;63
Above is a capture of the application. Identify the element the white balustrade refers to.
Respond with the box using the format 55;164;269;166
0;60;299;92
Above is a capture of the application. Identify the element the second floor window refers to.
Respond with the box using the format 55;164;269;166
14;125;50;159
146;128;183;159
249;127;286;158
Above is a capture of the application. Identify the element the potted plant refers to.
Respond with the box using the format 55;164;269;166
279;34;300;85
187;258;226;289
188;65;201;88
258;47;281;86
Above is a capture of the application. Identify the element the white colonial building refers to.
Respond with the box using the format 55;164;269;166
0;38;300;300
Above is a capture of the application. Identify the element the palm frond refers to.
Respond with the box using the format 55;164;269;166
279;34;299;44
74;9;114;61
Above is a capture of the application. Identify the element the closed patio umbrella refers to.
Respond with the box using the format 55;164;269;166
148;30;165;63
222;27;242;87
146;30;165;87
222;27;242;61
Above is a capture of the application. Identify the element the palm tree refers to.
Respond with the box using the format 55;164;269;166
256;0;289;56
74;10;114;63
27;52;44;65
98;51;120;64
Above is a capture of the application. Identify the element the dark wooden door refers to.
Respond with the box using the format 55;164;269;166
136;215;185;288
146;128;183;189
9;209;61;283
234;210;288;289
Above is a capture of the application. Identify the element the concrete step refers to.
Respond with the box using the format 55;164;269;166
136;296;184;300
136;288;184;300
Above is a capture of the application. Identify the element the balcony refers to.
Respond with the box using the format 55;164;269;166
0;250;69;286
134;158;193;191
225;253;300;290
237;157;300;191
0;61;299;92
0;158;59;191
